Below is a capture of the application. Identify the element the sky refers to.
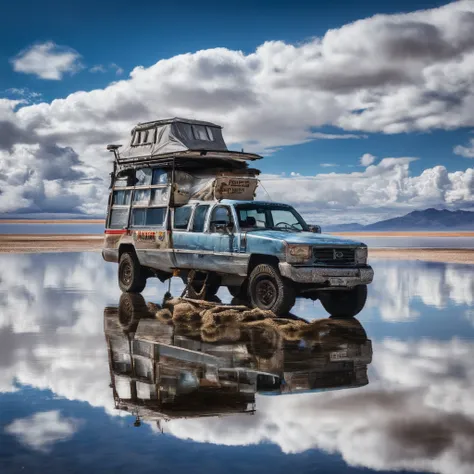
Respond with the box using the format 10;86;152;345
1;0;474;224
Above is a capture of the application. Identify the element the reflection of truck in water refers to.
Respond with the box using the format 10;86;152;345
104;294;372;425
103;118;374;316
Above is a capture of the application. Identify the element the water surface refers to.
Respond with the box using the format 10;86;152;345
1;253;474;474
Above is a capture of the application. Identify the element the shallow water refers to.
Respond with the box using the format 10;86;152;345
1;223;474;249
360;235;474;248
1;253;474;474
0;223;105;234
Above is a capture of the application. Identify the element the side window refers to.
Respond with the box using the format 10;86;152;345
173;206;193;230
133;189;151;205
206;127;214;140
113;190;131;206
109;190;131;229
192;124;212;141
191;205;210;232
210;206;233;232
238;208;266;228
131;208;166;227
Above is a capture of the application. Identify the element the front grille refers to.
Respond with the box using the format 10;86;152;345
313;247;355;266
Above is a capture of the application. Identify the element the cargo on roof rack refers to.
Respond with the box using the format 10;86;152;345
108;117;262;169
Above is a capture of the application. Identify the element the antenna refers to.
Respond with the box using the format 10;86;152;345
258;179;273;201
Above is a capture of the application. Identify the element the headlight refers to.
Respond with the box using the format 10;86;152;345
286;244;312;263
355;246;368;264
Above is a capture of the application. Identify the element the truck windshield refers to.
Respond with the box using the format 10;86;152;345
235;204;308;232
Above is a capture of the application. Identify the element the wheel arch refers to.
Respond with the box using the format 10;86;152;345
119;243;137;260
247;254;280;274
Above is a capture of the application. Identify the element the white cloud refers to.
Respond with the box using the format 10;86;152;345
5;88;42;103
320;163;339;167
90;64;107;73
89;63;124;75
454;138;474;158
258;157;474;221
2;1;474;215
110;63;124;75
360;153;376;166
5;411;79;452
11;42;82;80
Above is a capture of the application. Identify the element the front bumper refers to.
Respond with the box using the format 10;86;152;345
279;263;374;287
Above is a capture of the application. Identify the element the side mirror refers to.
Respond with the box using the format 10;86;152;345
308;225;321;234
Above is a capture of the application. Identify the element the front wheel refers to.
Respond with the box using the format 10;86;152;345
248;264;296;316
118;252;147;293
319;285;367;318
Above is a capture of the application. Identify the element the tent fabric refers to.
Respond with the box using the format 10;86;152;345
119;118;228;161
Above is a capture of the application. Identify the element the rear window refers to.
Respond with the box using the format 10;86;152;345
191;205;209;232
109;208;129;229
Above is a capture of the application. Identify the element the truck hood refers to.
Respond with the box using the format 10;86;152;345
246;230;365;246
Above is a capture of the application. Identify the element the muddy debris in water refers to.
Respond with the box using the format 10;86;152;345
145;297;357;343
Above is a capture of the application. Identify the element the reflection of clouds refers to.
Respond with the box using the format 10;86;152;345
0;253;121;405
5;410;79;452
165;338;474;474
2;254;474;472
0;253;184;403
368;260;474;321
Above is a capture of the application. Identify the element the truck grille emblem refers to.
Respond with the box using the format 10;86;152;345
333;250;344;260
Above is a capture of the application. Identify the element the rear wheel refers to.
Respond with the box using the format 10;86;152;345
118;293;149;332
118;252;147;293
248;263;295;316
319;285;367;318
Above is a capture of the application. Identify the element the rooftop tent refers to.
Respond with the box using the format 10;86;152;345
112;117;261;167
119;118;226;159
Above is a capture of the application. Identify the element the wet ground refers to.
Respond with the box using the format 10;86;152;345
1;252;474;474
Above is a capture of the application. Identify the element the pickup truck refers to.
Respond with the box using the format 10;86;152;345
103;199;374;317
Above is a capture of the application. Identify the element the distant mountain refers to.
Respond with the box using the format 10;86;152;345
325;209;474;232
323;223;366;232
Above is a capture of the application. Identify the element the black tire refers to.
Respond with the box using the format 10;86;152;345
118;252;147;293
248;263;296;316
319;285;367;318
118;293;148;332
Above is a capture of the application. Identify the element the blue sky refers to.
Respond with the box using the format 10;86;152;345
1;0;474;221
